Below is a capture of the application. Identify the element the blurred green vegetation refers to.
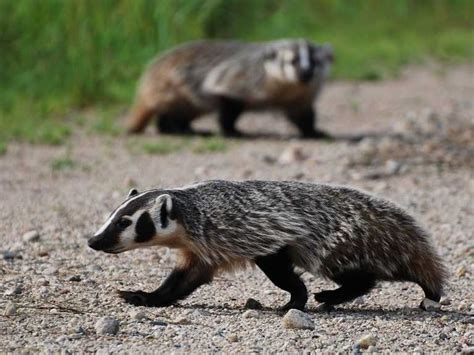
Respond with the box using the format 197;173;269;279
0;0;472;147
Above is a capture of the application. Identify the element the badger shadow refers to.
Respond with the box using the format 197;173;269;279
174;302;471;323
160;129;404;143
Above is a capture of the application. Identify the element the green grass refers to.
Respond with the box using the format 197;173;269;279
50;156;77;171
193;137;228;154
1;0;472;147
141;139;185;155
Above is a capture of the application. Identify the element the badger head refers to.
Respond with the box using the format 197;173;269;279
87;189;180;253
263;39;333;84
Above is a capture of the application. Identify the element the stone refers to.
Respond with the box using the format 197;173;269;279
4;285;22;296
4;302;17;316
130;310;147;321
244;298;263;310
227;334;239;342
278;145;307;165
421;298;441;311
356;334;377;349
22;230;40;243
461;346;474;354
440;296;451;305
95;316;119;335
282;309;314;330
68;275;81;282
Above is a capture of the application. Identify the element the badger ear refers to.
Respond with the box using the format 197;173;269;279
127;188;138;198
155;194;175;229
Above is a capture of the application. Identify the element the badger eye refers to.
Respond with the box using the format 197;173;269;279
116;218;132;230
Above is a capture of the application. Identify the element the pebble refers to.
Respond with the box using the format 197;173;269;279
413;347;424;354
4;284;22;296
43;266;59;275
242;310;260;319
356;334;377;349
278;145;307;165
367;345;378;352
3;250;20;260
440;296;451;305
227;334;239;342
457;266;467;277
421;298;441;311
244;298;263;310
151;318;168;326
130;310;147;321
282;309;314;330
173;316;191;325
22;230;40;243
95;316;120;335
68;275;81;282
4;302;17;316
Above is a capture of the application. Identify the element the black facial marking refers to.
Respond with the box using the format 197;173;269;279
135;211;156;243
160;202;168;229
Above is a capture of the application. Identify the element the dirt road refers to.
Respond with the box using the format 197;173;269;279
1;65;473;352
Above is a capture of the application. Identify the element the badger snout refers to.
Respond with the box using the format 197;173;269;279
298;68;314;83
87;233;119;253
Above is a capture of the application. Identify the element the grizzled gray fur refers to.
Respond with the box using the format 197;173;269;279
88;180;446;311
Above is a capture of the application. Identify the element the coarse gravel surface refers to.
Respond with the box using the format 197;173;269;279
1;65;473;353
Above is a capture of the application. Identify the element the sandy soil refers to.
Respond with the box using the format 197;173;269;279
1;65;473;353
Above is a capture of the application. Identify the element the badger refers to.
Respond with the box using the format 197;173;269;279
88;180;446;311
125;39;333;138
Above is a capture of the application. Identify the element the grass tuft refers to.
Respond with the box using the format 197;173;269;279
193;137;227;154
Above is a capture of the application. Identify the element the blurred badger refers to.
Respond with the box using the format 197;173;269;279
126;39;333;138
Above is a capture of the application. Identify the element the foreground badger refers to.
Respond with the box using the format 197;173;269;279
88;180;446;311
125;39;333;138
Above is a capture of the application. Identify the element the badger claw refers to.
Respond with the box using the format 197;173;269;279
117;290;149;306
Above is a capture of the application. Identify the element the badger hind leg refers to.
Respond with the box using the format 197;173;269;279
157;112;194;135
314;270;376;307
285;106;331;139
126;105;157;134
255;247;308;311
217;97;244;137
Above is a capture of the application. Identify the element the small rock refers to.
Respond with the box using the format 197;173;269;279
282;309;314;330
95;316;120;335
43;266;58;275
4;285;22;296
3;250;20;260
68;275;81;282
356;334;377;349
242;310;259;319
367;345;378;352
22;230;40;243
4;302;17;316
244;298;263;310
227;334;239;342
413;347;424;354
421;298;441;311
456;266;467;277
278;144;307;165
262;154;276;165
173;316;191;325
384;159;402;175
130;310;147;321
440;296;451;305
461;346;474;354
151;318;168;326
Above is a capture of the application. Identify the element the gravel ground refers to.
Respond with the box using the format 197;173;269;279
1;65;473;353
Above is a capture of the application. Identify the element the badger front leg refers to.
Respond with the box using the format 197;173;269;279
255;247;308;311
118;256;215;307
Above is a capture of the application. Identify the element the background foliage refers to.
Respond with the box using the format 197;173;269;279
0;0;472;146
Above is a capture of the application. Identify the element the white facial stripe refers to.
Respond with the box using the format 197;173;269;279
94;191;155;236
299;43;310;70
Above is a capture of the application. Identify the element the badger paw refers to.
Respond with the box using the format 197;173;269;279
117;290;149;306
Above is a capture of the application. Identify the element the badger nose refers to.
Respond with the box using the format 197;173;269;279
88;235;105;250
299;69;313;83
